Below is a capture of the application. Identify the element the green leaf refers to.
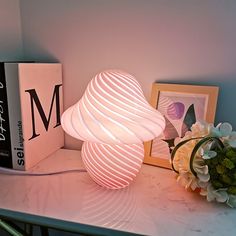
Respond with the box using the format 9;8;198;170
209;168;219;179
226;149;236;159
226;149;236;163
221;174;232;185
212;180;224;189
222;158;235;169
227;186;236;195
230;156;236;164
216;165;226;174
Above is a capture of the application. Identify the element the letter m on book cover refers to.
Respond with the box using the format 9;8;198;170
25;84;62;141
19;63;64;170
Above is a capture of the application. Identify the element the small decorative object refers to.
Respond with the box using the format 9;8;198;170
171;121;236;207
144;83;219;169
61;70;165;189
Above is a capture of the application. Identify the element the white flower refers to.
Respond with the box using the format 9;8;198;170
173;121;236;207
219;123;233;137
175;153;210;190
201;184;229;203
201;150;217;159
211;123;236;148
228;131;236;148
200;143;217;160
227;194;236;208
190;121;211;138
177;171;198;190
210;122;232;138
173;138;197;173
193;159;210;183
173;122;211;190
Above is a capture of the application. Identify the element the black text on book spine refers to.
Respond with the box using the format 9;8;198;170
0;63;13;168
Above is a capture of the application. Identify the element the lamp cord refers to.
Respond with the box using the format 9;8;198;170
0;167;87;176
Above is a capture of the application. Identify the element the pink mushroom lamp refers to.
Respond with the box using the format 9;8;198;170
61;70;165;189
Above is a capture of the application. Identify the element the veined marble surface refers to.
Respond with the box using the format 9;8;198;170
0;149;235;236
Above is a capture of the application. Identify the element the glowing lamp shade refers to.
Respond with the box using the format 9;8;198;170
61;70;165;189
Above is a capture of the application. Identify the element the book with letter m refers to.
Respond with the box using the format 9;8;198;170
0;63;64;170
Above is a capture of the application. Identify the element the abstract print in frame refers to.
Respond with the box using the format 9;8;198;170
144;83;219;169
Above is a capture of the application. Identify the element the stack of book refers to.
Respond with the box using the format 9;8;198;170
0;62;64;170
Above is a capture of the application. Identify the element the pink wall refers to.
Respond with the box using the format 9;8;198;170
19;0;236;150
0;0;23;60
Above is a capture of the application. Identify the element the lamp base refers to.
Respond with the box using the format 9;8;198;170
81;142;144;189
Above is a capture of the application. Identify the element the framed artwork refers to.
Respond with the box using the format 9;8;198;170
144;83;219;169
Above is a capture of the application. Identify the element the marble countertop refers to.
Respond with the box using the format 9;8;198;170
0;149;235;236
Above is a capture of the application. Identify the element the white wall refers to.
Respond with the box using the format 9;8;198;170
0;0;23;60
19;0;236;150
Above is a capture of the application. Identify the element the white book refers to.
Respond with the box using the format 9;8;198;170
0;62;64;170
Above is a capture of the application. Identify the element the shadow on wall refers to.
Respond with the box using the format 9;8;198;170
0;52;23;62
0;39;58;63
156;75;236;129
22;40;59;63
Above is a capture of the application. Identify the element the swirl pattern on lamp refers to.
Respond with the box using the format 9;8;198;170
82;142;144;189
61;70;165;189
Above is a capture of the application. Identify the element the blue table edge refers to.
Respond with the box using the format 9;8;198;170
0;208;144;236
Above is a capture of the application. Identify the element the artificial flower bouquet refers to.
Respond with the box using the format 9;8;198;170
171;121;236;207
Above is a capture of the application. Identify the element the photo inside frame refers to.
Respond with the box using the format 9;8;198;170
151;91;208;160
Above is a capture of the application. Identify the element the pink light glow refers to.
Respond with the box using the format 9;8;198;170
61;70;165;189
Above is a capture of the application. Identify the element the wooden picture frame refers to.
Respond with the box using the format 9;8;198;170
144;83;219;169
